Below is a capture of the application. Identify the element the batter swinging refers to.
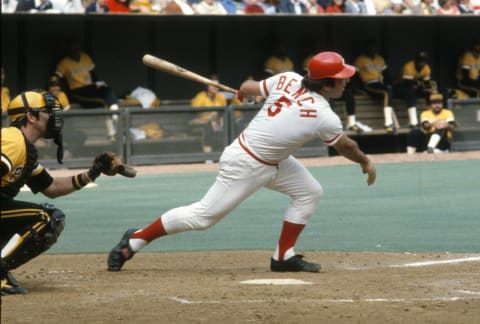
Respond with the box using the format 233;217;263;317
108;51;376;272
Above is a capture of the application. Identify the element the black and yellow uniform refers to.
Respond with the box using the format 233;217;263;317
55;51;117;108
191;90;227;153
1;91;66;295
456;45;480;97
354;53;394;109
396;55;436;107
1;127;65;276
406;94;456;153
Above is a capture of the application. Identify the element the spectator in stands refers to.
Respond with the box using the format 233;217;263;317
193;0;228;13
1;67;11;113
130;0;155;12
457;0;474;12
456;39;480;98
105;0;130;12
59;0;85;12
436;0;460;13
325;0;345;12
303;0;325;12
160;0;195;13
370;0;393;13
344;0;367;13
395;51;437;128
259;0;279;13
85;0;110;12
354;43;396;132
35;0;53;10
244;0;265;13
411;0;436;14
2;0;18;13
219;0;238;12
406;93;456;154
263;42;294;77
277;0;307;12
190;75;227;154
15;0;35;11
55;40;120;142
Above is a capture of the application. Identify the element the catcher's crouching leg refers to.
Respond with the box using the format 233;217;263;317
1;204;66;272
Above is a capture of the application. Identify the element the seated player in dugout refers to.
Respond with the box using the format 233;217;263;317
456;38;480;98
353;43;395;133
395;50;437;128
55;40;120;142
406;93;456;154
190;75;227;153
1;90;134;295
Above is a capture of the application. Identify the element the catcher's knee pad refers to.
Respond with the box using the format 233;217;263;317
1;204;66;271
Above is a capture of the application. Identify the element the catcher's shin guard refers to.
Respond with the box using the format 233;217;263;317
1;204;65;272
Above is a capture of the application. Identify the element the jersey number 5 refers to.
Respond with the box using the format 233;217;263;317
268;96;292;117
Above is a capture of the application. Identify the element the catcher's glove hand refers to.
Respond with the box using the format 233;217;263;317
88;152;137;181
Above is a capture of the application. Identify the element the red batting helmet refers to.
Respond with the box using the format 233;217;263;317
307;52;356;80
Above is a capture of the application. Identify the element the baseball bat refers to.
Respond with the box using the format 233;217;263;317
142;54;238;94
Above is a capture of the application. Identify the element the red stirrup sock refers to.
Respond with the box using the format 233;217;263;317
131;217;167;243
276;221;305;261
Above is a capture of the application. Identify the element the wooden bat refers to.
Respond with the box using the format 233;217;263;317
142;54;238;94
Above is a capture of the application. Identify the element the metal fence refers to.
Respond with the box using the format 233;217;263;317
2;104;328;169
447;98;480;152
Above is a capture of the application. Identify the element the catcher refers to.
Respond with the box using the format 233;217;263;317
1;90;136;295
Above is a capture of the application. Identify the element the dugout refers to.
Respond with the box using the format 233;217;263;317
2;14;480;99
2;14;479;166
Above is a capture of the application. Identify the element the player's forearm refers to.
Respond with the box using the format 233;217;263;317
333;135;371;166
42;172;91;198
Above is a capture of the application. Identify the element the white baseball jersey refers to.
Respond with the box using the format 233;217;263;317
240;72;343;163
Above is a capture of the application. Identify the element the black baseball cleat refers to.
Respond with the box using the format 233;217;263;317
270;254;321;273
107;228;138;272
1;272;27;295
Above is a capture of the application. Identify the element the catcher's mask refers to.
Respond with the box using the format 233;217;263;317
8;90;65;164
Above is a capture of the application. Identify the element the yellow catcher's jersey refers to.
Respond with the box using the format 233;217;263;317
354;54;387;84
191;91;227;122
55;52;95;90
456;50;480;81
400;60;431;81
1;127;45;187
264;56;294;75
420;108;455;137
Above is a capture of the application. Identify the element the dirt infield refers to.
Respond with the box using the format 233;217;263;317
2;152;480;323
2;252;480;323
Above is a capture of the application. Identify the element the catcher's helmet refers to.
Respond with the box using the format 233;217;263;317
7;91;60;124
307;52;355;80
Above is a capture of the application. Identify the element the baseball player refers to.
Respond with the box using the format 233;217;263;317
1;90;134;295
354;44;395;132
406;93;456;154
107;51;376;273
456;39;480;98
395;51;437;128
55;40;119;141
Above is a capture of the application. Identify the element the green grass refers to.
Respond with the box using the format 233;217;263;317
17;160;480;254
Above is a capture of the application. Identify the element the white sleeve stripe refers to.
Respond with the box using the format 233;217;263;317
1;154;13;172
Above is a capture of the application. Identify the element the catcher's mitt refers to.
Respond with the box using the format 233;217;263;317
88;152;137;180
